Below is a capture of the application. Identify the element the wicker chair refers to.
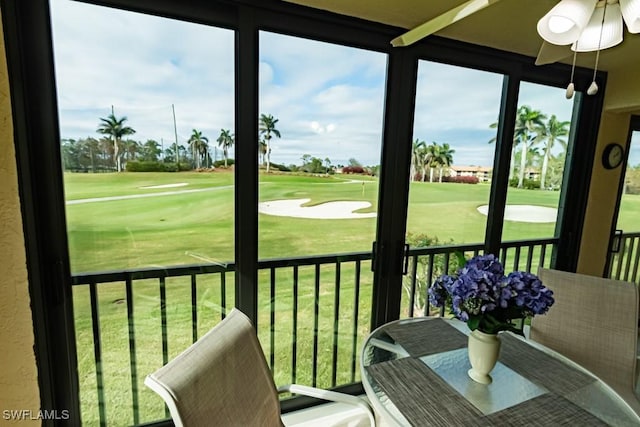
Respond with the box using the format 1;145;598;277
530;268;640;414
145;308;375;427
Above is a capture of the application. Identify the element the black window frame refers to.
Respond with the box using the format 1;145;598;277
605;114;639;275
2;0;605;424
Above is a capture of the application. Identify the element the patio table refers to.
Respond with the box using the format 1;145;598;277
361;317;640;426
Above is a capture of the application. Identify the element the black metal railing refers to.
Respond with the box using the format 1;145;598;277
401;238;557;318
607;231;640;283
72;264;234;426
71;238;557;426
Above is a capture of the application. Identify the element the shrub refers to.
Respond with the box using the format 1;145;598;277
269;162;291;172
125;161;178;172
212;159;235;168
342;165;366;174
509;178;541;189
402;233;463;317
624;169;640;194
525;179;541;190
442;175;479;184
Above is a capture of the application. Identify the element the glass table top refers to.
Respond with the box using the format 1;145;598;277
361;317;640;427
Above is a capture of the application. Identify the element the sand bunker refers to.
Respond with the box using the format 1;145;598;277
141;183;188;189
259;198;376;219
477;205;557;223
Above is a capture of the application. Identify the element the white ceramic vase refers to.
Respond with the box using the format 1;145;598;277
467;329;501;384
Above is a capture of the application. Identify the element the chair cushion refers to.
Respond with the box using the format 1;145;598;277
146;309;283;426
531;268;639;401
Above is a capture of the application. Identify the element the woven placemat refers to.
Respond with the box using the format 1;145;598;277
486;394;608;426
367;358;608;426
366;357;483;427
384;318;467;357
499;333;596;395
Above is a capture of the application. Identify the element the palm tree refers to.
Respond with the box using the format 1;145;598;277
188;129;209;169
489;120;518;182
216;129;234;168
258;139;268;166
163;148;175;163
96;113;136;172
437;143;455;182
425;142;440;183
122;139;139;163
192;136;209;168
141;140;161;162
98;137;114;164
81;137;99;172
411;139;426;181
514;105;546;188
259;113;281;173
539;115;570;189
199;141;210;168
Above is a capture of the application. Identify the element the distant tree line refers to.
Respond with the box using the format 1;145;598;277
624;166;640;195
407;105;570;191
61;111;387;176
61;113;238;172
267;156;379;176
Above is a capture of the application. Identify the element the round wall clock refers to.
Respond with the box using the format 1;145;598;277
602;143;624;170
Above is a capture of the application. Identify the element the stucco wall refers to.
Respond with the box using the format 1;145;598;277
576;64;640;276
0;1;636;419
603;66;640;114
577;111;631;276
0;11;41;425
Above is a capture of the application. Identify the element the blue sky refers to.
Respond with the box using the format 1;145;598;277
630;132;640;167
51;0;582;168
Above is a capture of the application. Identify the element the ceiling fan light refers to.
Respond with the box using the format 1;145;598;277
620;0;640;33
548;16;576;33
537;0;597;45
571;3;624;51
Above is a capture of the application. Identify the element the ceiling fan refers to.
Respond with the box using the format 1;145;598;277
392;0;640;66
535;0;640;97
392;0;640;97
390;0;502;47
389;0;569;64
388;0;570;68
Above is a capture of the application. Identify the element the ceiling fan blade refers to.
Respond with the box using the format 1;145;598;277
535;41;574;65
391;0;501;47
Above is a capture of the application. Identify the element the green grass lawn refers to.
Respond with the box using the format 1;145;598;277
63;171;640;425
65;171;571;272
617;192;640;231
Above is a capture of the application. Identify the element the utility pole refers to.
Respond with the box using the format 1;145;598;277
111;105;119;171
172;104;179;168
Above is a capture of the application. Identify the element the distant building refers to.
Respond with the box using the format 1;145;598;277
449;165;492;182
523;167;540;181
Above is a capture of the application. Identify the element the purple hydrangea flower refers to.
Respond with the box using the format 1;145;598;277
427;254;554;334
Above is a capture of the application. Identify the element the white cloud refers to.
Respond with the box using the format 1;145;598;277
309;121;336;134
411;61;575;167
259;62;274;86
257;32;387;165
50;0;575;169
519;82;574;122
310;121;322;133
51;0;235;147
